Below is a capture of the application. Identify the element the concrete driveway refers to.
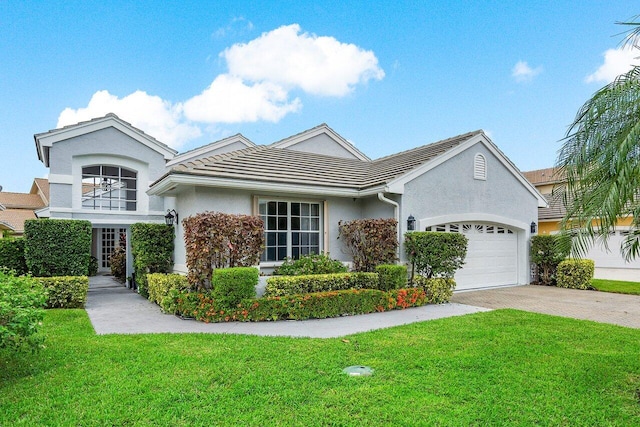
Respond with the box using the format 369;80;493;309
451;285;640;329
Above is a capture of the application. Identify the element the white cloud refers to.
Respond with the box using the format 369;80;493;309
183;74;301;123
57;90;201;149
585;47;640;83
511;61;543;83
58;24;384;145
213;16;254;39
222;24;385;96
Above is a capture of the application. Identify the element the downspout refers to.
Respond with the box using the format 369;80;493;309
377;192;400;258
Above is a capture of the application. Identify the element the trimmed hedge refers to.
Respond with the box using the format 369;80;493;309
131;223;174;297
147;273;191;310
376;264;407;291
172;287;430;322
414;276;456;304
338;218;398;272
24;219;92;277
264;272;379;297
274;253;347;276
0;238;27;275
34;276;89;308
211;267;258;308
556;259;595;290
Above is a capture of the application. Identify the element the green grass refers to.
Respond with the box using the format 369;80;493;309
592;278;640;295
2;310;640;426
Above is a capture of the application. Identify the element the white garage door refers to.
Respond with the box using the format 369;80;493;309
426;223;518;290
586;230;640;269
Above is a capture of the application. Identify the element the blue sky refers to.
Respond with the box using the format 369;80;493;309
1;1;638;192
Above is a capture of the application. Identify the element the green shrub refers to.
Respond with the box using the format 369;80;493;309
338;218;398;272
274;253;347;276
131;223;174;297
414;276;456;304
24;219;92;277
531;234;570;286
0;238;27;275
147;273;191;310
34;276;89;308
264;272;379;297
556;259;595;290
375;264;407;291
0;269;46;351
211;267;258;308
88;256;98;277
405;232;468;282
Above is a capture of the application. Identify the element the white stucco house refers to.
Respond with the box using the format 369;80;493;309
34;114;546;291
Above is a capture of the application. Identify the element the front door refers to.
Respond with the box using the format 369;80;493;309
96;227;126;272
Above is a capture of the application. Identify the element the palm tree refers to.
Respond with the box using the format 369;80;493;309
556;17;640;261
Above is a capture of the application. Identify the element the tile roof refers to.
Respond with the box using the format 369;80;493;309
0;192;46;209
522;167;564;185
0;209;37;233
166;130;481;190
538;191;566;221
32;178;50;204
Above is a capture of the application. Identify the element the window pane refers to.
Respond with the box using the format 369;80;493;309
126;190;136;201
267;233;276;246
267;201;276;215
301;247;309;256
291;217;300;230
311;204;319;216
277;217;287;230
292;247;299;259
292;233;299;245
301;233;309;245
301;203;310;216
259;202;266;215
83;166;100;175
310;233;319;245
267;248;276;261
121;168;136;178
301;217;310;230
277;232;287;246
277;247;287;261
278;202;287;215
291;203;300;216
103;166;119;177
311;218;319;230
267;217;276;230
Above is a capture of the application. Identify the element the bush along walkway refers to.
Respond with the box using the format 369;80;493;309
85;275;490;337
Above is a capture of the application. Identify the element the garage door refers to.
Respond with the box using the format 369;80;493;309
586;230;640;269
426;223;518;290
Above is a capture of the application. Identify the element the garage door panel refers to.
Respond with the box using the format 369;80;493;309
427;222;518;290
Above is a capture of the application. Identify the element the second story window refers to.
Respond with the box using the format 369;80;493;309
82;165;137;211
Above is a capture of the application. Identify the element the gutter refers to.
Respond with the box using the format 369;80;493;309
377;192;400;257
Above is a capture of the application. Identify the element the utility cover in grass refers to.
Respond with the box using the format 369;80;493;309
343;366;374;376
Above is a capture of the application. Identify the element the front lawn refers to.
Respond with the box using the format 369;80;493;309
1;310;639;425
592;278;640;295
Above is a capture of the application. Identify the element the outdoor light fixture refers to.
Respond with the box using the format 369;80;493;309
165;209;179;227
407;214;416;231
530;221;537;234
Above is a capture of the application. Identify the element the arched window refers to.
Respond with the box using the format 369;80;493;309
82;165;137;211
473;153;487;180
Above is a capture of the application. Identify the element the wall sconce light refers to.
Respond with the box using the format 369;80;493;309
530;221;537;234
165;209;179;227
407;214;416;231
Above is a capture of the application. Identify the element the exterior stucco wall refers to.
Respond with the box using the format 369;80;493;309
171;187;364;272
47;127;168;220
402;142;538;284
282;134;360;159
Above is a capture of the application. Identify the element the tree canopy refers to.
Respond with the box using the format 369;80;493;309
556;17;640;260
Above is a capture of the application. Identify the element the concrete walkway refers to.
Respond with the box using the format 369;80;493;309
85;275;491;337
451;285;640;329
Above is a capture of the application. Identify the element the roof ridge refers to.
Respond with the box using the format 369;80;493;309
372;130;482;163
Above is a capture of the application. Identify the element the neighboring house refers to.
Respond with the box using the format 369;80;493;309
0;178;49;238
522;167;640;278
35;113;545;290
